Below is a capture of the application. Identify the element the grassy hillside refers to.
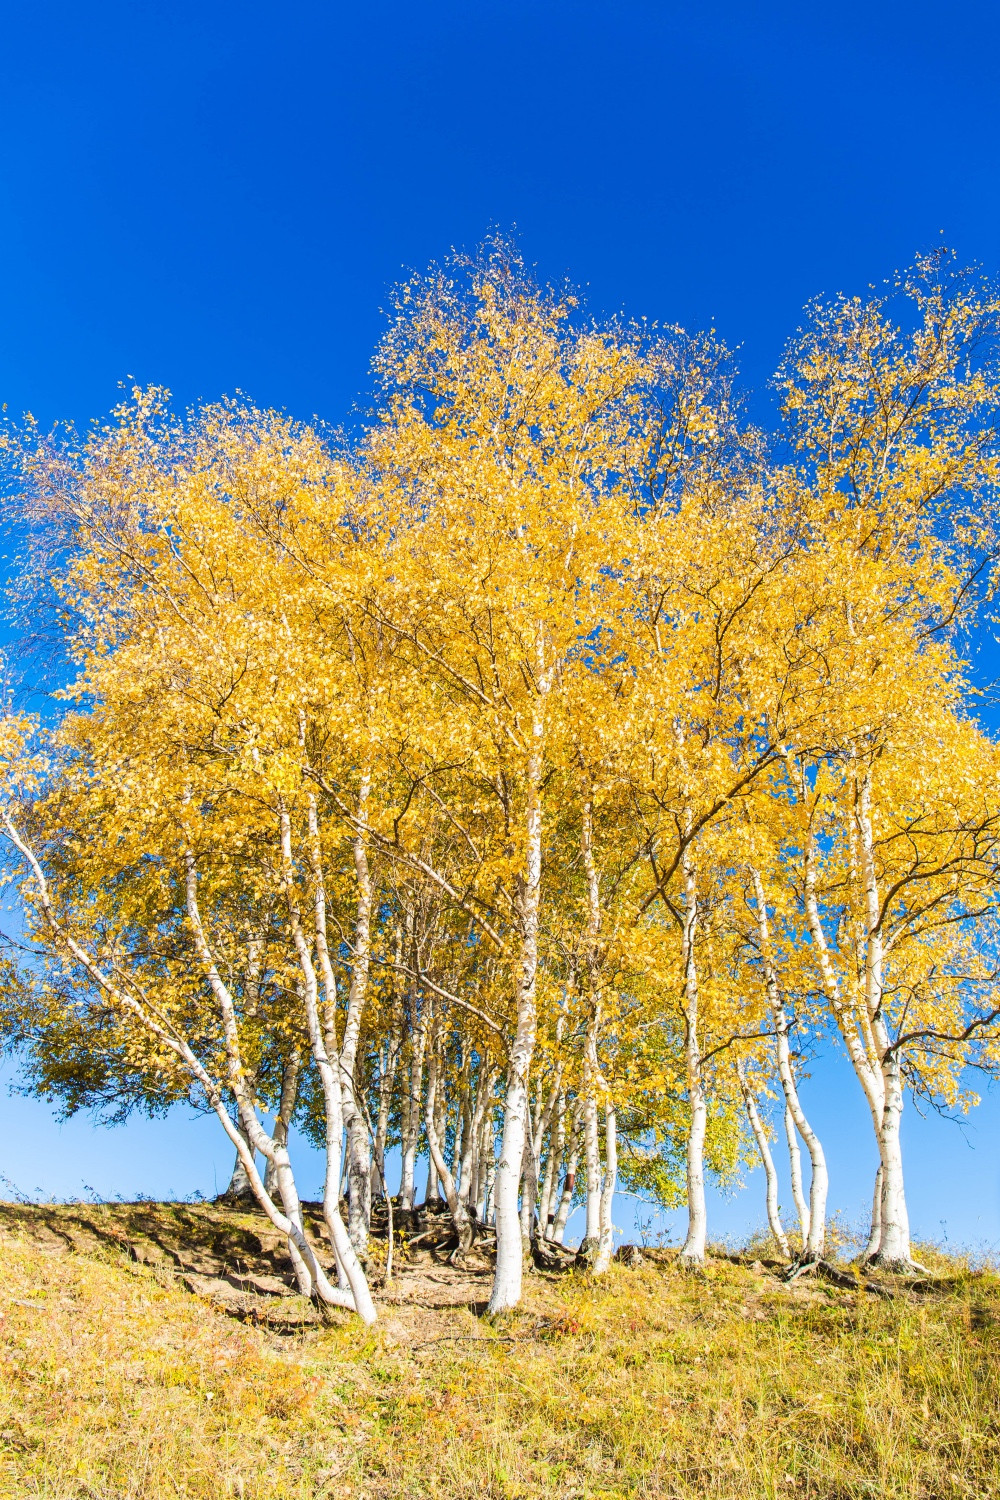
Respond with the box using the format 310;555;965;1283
1;1201;998;1498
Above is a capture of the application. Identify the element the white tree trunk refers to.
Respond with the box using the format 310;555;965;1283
750;864;828;1260
536;1093;564;1239
736;1059;790;1259
679;851;707;1267
784;1104;810;1247
487;661;549;1315
223;1121;256;1201
424;1040;475;1256
264;1055;302;1199
279;799;376;1322
592;1101;617;1274
340;774;374;1260
855;770;914;1269
398;922;426;1213
864;1164;883;1260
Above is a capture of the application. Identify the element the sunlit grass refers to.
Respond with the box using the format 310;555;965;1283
3;1213;999;1498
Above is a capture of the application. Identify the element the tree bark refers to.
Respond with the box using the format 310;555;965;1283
264;1054;302;1199
593;1100;617;1273
487;656;549;1315
340;773;374;1261
679;849;707;1267
784;1104;810;1248
424;1031;475;1256
736;1058;790;1260
551;1101;583;1244
749;863;828;1260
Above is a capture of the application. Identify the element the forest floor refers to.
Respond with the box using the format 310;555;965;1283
0;1198;998;1499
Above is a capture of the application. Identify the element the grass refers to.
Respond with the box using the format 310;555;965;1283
2;1206;999;1498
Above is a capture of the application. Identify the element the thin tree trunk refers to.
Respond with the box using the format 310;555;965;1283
340;772;374;1260
424;1030;474;1256
371;942;404;1199
537;1093;564;1240
784;1104;810;1247
864;1164;883;1261
264;1054;303;1198
279;798;376;1321
551;1101;583;1243
679;848;707;1267
593;1100;617;1274
736;1058;790;1259
749;863;828;1259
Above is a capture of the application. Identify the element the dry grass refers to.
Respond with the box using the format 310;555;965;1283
2;1205;999;1498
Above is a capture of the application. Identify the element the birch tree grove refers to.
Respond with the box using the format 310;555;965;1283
3;245;1000;1315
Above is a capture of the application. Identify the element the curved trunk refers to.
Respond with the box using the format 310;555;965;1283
749;864;828;1259
736;1059;790;1259
280;799;376;1322
223;1121;256;1201
425;1040;475;1256
264;1055;302;1199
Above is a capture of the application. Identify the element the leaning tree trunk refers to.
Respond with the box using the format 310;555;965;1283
223;1120;257;1201
750;863;828;1260
736;1058;790;1260
784;1105;810;1249
797;778;889;1268
264;1054;303;1199
282;797;376;1321
424;1031;475;1257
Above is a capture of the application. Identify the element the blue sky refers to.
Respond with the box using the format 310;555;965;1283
3;0;1000;1250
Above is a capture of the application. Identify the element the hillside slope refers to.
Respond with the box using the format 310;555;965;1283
0;1201;998;1498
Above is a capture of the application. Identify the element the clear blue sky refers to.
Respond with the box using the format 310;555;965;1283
3;0;1000;1252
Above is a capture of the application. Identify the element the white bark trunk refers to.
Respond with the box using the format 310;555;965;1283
784;1105;810;1247
399;916;426;1213
736;1059;790;1259
592;1101;617;1274
264;1054;302;1199
425;1038;475;1256
340;774;374;1259
551;1101;583;1244
487;658;549;1315
536;1092;564;1239
749;864;828;1259
279;799;376;1322
679;850;707;1267
856;770;913;1269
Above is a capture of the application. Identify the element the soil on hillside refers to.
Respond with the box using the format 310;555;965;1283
0;1197;962;1348
0;1197;520;1340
